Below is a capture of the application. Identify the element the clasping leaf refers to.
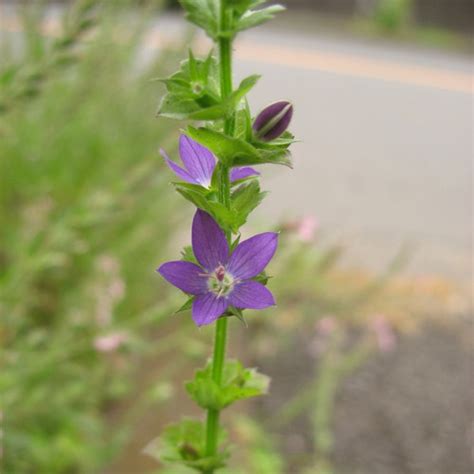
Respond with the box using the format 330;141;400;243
144;418;229;471
186;360;270;410
157;50;259;121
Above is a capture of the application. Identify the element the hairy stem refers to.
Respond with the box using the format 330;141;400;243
203;1;233;471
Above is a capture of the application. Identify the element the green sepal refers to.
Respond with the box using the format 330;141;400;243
266;130;298;147
226;305;247;326
181;245;198;264
175;296;194;314
144;418;229;471
253;271;270;285
186;360;270;410
230;234;241;251
235;4;285;33
251;131;298;152
173;244;199;314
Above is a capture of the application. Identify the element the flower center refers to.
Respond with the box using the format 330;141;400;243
208;265;234;297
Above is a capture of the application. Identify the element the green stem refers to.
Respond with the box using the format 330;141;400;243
203;1;234;471
204;317;228;464
218;1;234;136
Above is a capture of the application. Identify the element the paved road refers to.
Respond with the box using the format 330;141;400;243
231;25;473;281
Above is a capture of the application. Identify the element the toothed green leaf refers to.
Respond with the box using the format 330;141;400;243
186;360;270;410
236;4;285;32
144;419;229;470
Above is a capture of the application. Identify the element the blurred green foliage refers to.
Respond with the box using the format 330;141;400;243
0;2;185;472
373;0;412;32
0;0;98;113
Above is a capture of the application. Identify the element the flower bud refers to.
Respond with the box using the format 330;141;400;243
253;100;293;141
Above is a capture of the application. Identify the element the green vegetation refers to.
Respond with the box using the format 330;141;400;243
0;3;184;472
373;0;412;32
1;2;467;474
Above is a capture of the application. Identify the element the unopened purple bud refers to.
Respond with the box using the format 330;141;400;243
253;101;293;141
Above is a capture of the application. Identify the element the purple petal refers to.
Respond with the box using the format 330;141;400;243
179;135;216;188
227;232;278;280
160;149;198;184
230;167;260;182
253;101;293;141
192;210;229;272
157;261;207;295
192;293;228;326
228;281;275;309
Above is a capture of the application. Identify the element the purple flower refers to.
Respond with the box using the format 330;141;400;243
158;210;278;326
253;100;293;141
161;135;259;188
94;332;128;353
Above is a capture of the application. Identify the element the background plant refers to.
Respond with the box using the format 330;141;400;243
373;0;412;32
0;2;188;472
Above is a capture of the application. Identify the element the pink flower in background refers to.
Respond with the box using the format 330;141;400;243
308;316;338;357
296;215;319;242
371;315;396;353
316;316;337;336
108;278;125;299
94;255;126;327
94;332;128;353
98;255;120;274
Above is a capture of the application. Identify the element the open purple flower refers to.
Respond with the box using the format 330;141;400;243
161;135;259;188
158;210;278;326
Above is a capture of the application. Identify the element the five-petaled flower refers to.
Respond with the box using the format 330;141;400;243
161;135;259;189
158;210;277;326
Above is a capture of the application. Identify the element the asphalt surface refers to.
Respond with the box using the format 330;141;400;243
231;24;473;281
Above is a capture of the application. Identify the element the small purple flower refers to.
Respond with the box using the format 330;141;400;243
161;135;259;188
253;100;293;141
158;210;278;326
